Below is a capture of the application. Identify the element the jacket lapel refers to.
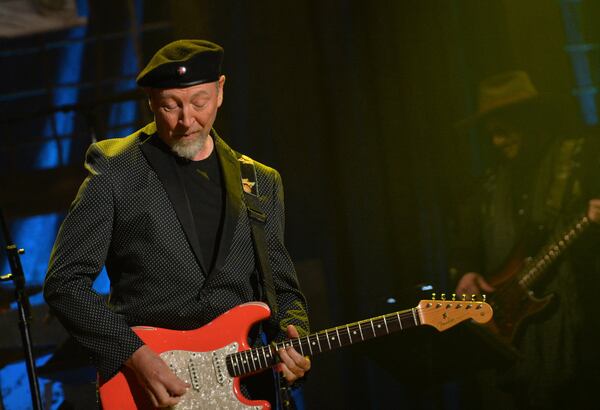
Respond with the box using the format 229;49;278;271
139;125;208;274
212;132;244;274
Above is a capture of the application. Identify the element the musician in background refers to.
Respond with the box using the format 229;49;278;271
44;39;310;408
450;70;600;409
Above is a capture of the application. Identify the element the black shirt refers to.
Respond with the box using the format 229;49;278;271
176;148;224;272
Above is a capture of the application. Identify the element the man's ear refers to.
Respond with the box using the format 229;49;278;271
217;75;226;107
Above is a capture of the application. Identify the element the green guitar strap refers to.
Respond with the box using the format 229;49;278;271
238;154;279;319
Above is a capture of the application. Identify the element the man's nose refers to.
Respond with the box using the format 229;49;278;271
178;105;195;127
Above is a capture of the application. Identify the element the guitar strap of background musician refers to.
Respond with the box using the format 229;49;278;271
238;155;279;320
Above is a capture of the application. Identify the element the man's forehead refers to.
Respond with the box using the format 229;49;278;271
152;84;214;99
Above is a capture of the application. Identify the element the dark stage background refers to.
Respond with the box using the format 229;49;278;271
0;0;598;409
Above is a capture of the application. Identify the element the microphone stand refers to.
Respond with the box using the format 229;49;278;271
0;208;42;410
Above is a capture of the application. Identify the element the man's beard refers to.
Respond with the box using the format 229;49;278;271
170;133;208;160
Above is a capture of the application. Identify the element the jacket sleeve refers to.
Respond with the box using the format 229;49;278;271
264;170;310;340
44;143;144;381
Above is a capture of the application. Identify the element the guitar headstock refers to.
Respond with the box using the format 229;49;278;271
417;294;493;332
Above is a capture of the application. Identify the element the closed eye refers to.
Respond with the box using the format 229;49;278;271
162;104;178;112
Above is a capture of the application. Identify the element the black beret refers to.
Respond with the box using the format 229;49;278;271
136;39;224;88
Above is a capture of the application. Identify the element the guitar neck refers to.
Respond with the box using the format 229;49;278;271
518;214;590;288
226;307;421;377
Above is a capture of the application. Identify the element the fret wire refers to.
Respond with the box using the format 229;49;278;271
232;357;238;377
252;349;262;369
259;348;267;369
238;352;247;375
254;350;260;370
238;352;245;375
247;350;255;372
247;350;256;372
296;338;304;356
358;321;364;340
383;315;389;334
253;350;261;370
306;335;313;355
325;330;332;350
232;352;240;376
397;312;403;329
370;319;376;337
347;325;353;344
267;346;275;364
316;331;322;352
411;308;418;325
335;327;341;346
261;346;269;368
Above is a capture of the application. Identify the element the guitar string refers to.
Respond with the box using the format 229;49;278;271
225;309;420;376
491;215;589;312
225;302;484;376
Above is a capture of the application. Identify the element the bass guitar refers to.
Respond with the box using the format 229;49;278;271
99;297;492;409
477;214;590;352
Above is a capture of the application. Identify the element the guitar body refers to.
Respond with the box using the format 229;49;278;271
99;302;273;410
485;272;554;346
475;214;590;351
467;236;559;357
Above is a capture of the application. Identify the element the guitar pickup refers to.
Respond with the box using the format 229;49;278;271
212;351;227;385
188;353;202;391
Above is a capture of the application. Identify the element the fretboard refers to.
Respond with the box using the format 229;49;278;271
518;214;590;289
226;307;421;377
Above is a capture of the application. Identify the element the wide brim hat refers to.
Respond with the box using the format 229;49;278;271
456;70;541;129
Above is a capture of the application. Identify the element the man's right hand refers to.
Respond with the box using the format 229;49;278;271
455;272;495;296
125;344;189;408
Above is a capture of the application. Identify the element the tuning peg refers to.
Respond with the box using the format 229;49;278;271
441;293;446;301
461;294;466;301
431;292;436;300
451;293;456;301
482;294;487;302
471;294;476;301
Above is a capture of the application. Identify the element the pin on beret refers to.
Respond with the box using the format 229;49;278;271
136;39;224;88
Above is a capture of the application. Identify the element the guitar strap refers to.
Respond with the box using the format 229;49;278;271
239;155;297;410
238;154;279;320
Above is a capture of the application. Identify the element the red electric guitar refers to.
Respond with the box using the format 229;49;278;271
99;297;493;409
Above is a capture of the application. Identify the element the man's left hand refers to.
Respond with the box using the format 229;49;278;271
588;199;600;223
277;325;311;384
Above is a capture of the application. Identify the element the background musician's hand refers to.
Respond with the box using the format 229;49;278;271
455;272;495;296
125;344;189;408
277;325;311;384
587;199;600;224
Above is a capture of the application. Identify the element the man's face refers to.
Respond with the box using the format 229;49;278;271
148;75;225;160
483;117;523;160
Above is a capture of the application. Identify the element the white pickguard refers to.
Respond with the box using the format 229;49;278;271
160;342;262;410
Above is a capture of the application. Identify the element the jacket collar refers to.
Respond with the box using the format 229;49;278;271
139;124;244;276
